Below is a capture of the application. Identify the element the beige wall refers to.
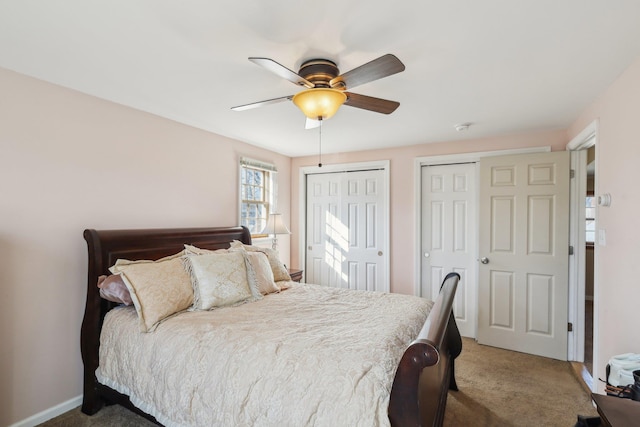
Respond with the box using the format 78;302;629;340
290;130;568;295
568;55;640;392
0;67;291;426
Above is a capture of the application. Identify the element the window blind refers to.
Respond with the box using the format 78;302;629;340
240;157;277;173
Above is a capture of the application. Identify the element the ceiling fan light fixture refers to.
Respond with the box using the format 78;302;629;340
292;88;347;120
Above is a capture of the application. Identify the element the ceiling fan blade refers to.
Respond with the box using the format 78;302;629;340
231;95;293;111
305;117;321;130
249;57;315;88
343;92;400;114
330;54;405;90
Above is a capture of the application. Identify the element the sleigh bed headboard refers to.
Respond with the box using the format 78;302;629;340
80;226;251;413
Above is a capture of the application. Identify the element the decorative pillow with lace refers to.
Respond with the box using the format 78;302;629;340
229;240;291;282
183;251;261;310
244;251;280;294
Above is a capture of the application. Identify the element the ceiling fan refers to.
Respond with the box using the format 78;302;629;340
231;54;405;125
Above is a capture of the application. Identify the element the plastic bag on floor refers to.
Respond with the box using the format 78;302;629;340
607;353;640;386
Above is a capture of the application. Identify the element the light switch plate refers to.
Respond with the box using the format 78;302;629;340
598;229;606;246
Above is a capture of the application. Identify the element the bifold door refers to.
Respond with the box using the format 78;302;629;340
306;169;388;292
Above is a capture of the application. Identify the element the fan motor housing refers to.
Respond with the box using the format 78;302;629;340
298;59;340;88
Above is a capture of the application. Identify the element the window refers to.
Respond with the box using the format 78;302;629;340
239;158;277;236
585;196;596;243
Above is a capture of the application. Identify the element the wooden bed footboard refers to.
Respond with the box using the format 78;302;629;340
81;226;461;426
388;272;461;427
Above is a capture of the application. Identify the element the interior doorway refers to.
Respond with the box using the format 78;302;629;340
585;146;596;375
566;120;598;390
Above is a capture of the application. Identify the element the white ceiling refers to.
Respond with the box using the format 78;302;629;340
2;1;640;157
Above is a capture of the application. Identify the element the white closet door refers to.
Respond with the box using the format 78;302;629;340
306;170;388;292
421;163;477;338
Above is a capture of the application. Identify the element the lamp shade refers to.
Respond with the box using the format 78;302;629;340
261;213;291;235
292;88;347;120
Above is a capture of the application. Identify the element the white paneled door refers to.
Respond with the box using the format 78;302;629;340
421;163;477;338
477;151;570;360
306;169;388;292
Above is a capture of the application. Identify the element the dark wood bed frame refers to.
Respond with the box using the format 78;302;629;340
81;226;462;427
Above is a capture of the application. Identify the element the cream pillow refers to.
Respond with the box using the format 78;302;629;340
184;251;260;310
275;280;293;291
229;241;291;282
245;251;280;295
109;249;187;272
183;244;228;255
111;257;194;332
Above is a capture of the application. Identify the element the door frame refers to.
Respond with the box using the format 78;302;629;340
566;120;599;388
298;160;391;290
414;146;551;298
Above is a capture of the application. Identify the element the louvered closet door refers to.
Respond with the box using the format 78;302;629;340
306;170;388;292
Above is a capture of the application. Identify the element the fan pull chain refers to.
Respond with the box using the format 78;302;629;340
318;117;323;168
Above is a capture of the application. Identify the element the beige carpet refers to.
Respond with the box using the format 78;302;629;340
444;338;597;426
39;338;597;426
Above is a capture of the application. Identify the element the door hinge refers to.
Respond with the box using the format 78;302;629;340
569;245;574;255
568;322;573;332
570;169;575;179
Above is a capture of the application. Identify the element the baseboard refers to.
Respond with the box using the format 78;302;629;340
8;395;82;427
570;361;594;395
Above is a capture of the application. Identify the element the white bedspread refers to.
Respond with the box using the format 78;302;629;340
97;283;433;427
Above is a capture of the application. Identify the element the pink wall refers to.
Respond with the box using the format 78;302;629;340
568;55;640;392
0;67;291;426
290;130;568;295
6;49;640;423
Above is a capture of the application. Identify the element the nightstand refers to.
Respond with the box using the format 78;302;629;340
592;393;640;427
288;269;303;282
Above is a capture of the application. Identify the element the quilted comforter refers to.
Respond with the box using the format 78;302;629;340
97;283;433;427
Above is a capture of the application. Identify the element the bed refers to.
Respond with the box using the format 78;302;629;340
81;226;461;426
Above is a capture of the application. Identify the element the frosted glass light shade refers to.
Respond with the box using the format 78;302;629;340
292;88;347;120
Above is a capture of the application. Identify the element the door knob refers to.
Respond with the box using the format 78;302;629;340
308;246;312;250
480;257;489;264
378;251;383;256
424;252;430;258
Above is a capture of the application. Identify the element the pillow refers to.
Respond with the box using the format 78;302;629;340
185;244;277;294
229;241;291;282
110;257;194;332
275;280;293;291
183;251;261;311
183;244;227;255
109;249;187;273
97;274;132;305
245;251;280;295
